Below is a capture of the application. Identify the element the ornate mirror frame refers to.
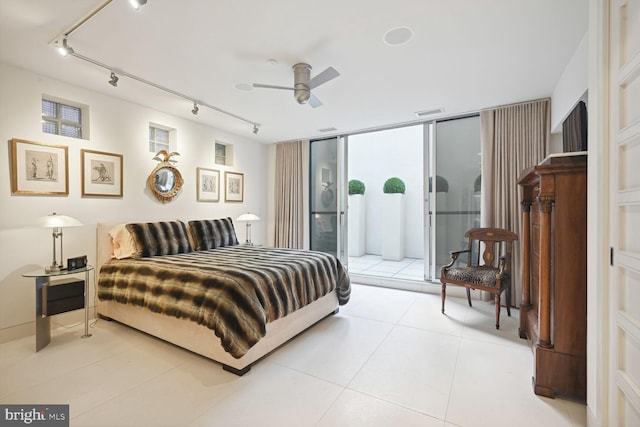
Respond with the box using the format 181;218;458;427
148;151;183;203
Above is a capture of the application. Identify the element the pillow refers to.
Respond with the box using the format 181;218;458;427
108;224;138;259
125;221;193;257
187;217;239;250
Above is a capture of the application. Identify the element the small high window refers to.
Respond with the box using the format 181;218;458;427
214;141;234;166
149;125;170;153
42;98;86;139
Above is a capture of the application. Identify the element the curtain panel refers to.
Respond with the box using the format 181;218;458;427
480;99;549;306
274;140;309;249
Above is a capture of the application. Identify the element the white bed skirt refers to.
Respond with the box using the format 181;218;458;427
97;291;338;373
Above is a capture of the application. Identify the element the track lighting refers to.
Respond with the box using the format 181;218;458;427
129;0;147;10
253;124;260;135
57;37;74;56
191;102;199;115
109;72;119;87
129;0;147;9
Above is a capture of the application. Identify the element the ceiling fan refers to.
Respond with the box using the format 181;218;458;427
253;63;340;108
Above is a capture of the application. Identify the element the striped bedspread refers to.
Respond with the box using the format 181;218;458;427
98;245;350;358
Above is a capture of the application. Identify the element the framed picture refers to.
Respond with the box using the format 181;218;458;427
224;171;244;202
197;167;220;202
9;138;69;195
81;149;123;197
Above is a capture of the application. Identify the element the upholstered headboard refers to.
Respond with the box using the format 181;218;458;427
96;221;122;272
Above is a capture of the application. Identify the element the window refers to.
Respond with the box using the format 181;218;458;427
215;143;226;165
41;98;84;139
214;141;234;166
149;125;170;153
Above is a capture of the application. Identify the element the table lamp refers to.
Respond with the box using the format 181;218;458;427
235;213;260;245
36;212;82;273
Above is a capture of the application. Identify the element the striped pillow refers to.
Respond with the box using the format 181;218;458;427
125;221;193;258
187;217;239;250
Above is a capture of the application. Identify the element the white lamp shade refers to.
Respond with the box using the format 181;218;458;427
236;213;260;222
36;213;82;228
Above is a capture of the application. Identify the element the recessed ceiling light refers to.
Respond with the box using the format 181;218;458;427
234;83;253;91
383;27;414;46
266;59;278;66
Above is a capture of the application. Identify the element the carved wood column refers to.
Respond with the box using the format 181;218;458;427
537;197;553;348
519;200;532;339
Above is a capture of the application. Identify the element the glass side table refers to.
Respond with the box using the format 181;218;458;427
22;266;94;351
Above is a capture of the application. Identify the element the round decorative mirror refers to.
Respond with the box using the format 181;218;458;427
148;151;183;203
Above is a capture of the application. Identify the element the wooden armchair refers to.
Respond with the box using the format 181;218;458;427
440;227;518;329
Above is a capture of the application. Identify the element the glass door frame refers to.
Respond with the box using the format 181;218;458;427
308;136;348;267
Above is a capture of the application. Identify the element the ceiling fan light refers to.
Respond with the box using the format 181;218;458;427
294;90;310;105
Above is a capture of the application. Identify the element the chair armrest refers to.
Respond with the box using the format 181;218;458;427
443;249;470;269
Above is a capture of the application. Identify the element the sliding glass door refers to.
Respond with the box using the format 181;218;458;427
425;115;481;280
309;137;347;264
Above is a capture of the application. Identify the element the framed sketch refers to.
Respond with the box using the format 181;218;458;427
197;167;220;202
9;138;69;195
224;171;244;202
81;149;123;197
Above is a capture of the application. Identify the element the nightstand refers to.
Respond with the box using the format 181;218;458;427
22;266;94;351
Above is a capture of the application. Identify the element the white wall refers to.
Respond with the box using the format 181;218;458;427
0;63;268;342
551;32;589;134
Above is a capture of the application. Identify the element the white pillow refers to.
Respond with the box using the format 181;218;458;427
108;224;137;259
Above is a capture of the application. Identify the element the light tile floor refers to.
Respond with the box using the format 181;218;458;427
0;284;587;427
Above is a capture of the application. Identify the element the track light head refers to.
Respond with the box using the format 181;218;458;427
253;124;259;135
109;72;119;87
191;102;199;115
57;37;74;56
129;0;147;9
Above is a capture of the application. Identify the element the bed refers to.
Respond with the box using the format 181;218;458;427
96;218;350;375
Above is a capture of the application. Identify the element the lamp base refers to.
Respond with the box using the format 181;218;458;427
45;265;61;273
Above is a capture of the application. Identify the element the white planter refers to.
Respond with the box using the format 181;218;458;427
382;193;405;261
348;194;366;256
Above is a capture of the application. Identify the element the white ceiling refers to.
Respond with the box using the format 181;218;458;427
0;0;588;143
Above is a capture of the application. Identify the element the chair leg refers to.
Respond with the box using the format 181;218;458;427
466;288;472;307
506;286;512;317
441;284;446;314
495;293;501;329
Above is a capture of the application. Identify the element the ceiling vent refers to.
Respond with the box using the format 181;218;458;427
414;108;444;117
318;127;338;133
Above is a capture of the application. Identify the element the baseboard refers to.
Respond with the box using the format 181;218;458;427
0;305;95;344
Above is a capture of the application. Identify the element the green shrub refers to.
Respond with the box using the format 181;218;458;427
383;177;405;194
348;179;366;195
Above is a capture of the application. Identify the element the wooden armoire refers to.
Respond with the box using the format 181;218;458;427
517;153;587;401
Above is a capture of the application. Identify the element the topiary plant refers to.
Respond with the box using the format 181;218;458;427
428;175;449;193
383;177;405;194
348;179;366;195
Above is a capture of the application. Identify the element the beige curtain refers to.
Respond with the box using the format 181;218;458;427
480;99;549;306
274;140;309;249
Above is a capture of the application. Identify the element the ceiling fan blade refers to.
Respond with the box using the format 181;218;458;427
308;67;340;89
308;92;322;108
252;83;294;91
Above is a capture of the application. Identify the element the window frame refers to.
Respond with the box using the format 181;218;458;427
41;96;89;140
